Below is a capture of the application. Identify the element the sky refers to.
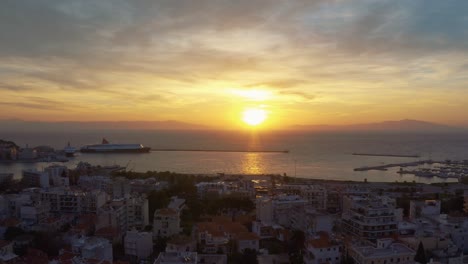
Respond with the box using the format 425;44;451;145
1;0;468;129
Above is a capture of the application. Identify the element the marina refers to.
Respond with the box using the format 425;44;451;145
354;159;468;180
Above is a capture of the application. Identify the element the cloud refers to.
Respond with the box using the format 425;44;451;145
0;0;467;125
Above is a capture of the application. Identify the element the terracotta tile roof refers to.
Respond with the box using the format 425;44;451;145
223;222;248;234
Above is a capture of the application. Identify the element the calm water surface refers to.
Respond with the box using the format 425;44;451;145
1;130;468;183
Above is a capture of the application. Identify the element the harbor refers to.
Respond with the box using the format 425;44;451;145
354;159;468;180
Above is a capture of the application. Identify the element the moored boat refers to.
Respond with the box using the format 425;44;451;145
80;138;151;153
64;142;77;157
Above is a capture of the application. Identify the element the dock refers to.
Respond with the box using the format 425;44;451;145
352;153;420;158
354;160;434;171
151;149;289;153
354;159;468;180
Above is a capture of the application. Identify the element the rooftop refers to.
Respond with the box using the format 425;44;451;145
353;243;414;258
154;252;197;264
156;208;178;216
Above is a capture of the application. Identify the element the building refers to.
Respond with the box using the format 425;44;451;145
154;252;197;264
153;208;180;238
18;146;37;160
279;184;328;210
166;235;197;253
71;236;113;263
256;197;273;223
342;195;398;241
293;207;336;235
409;200;441;220
236;232;260;253
19;201;50;227
44;165;70;186
256;195;307;228
98;199;127;232
124;229;153;259
38;187;107;215
130;179;169;193
303;232;342;264
195;180;255;199
22;169;49;188
348;238;415;264
194;219;258;254
0;240;18;263
154;252;227;264
168;196;186;212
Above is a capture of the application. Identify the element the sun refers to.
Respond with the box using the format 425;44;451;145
242;108;267;126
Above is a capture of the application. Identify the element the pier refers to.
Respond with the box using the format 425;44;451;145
352;153;420;158
354;160;434;171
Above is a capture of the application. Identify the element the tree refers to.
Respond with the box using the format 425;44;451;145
241;249;258;264
414;241;427;264
4;227;25;240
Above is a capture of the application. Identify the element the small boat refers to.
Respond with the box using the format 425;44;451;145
64;142;77;157
80;138;151;153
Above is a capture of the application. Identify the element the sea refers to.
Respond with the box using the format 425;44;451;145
1;130;468;183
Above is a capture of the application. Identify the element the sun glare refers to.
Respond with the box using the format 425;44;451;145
242;108;267;126
232;89;271;101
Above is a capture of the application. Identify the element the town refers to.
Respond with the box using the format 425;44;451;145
1;158;468;264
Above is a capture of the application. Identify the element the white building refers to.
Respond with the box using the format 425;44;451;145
348;239;415;264
409;200;441;220
166;235;197;253
342;195;398;241
97;194;149;232
293;207;336;235
153;208;181;238
154;252;197;264
303;232;341;264
22;169;49;188
236;232;260;253
154;252;227;264
0;240;18;263
168;196;186;212
256;197;273;223
281;184;328;210
71;236;113;263
19;201;50;227
256;195;307;228
37;187;107;215
125;229;153;259
44;165;69;186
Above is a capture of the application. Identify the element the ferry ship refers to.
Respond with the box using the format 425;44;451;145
64;142;77;157
80;138;151;153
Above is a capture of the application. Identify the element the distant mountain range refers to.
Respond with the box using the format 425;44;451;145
292;119;464;132
0;119;211;131
0;119;464;132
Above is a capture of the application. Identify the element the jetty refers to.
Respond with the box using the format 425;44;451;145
151;149;289;153
354;160;434;171
352;153;420;158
